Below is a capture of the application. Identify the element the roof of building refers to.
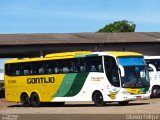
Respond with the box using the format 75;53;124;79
0;32;160;45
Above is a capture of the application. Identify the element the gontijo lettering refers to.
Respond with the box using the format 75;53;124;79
27;77;55;84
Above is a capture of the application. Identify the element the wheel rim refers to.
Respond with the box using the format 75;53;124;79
94;93;104;105
153;89;159;97
96;95;103;104
32;96;39;105
31;93;40;107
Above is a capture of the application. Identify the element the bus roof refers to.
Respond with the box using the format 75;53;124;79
104;51;143;57
5;51;91;64
144;56;160;59
5;51;143;64
45;51;91;58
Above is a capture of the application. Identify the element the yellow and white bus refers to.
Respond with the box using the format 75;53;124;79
4;51;150;107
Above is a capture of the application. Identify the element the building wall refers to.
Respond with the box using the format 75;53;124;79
0;42;159;58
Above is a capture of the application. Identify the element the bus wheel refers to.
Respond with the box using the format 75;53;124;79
118;101;129;106
151;86;160;98
30;92;41;107
20;93;30;107
92;91;105;106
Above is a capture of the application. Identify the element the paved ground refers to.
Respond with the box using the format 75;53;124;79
0;98;160;114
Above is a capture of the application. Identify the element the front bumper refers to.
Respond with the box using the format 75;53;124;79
116;93;150;101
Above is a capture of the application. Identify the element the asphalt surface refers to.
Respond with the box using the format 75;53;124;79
0;98;160;120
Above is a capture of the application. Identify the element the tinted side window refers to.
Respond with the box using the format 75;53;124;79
45;61;58;74
85;56;103;72
104;56;120;87
22;63;32;75
154;59;160;71
5;63;21;76
145;60;154;71
5;57;103;76
32;62;45;75
58;59;78;73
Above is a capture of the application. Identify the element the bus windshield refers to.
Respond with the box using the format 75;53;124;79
117;57;150;88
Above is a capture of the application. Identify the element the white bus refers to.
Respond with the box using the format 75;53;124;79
145;56;160;98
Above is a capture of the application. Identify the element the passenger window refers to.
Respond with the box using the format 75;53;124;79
39;68;44;74
11;64;21;76
22;63;32;75
91;65;96;72
80;66;86;72
145;59;160;71
24;70;29;75
63;67;69;73
77;58;86;72
98;65;103;72
54;67;59;73
70;61;78;73
85;56;103;72
16;70;20;75
32;62;45;75
47;68;52;74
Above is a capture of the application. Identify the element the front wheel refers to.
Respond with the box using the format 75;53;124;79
118;101;129;106
30;92;41;107
93;92;105;106
151;86;160;98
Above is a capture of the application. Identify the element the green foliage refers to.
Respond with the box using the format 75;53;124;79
98;20;136;32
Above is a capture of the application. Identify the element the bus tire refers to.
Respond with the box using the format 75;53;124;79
30;92;41;107
92;91;105;106
20;93;30;107
151;86;160;98
118;101;129;106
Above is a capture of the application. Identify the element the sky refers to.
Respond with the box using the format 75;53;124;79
0;0;160;33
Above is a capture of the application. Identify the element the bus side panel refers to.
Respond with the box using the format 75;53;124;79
5;74;65;102
40;74;65;102
52;73;109;102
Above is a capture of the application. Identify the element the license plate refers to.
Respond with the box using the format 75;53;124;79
136;96;141;100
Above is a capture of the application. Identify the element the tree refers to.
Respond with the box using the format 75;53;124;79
98;20;136;32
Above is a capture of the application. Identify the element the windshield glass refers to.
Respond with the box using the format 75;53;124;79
118;57;145;66
118;56;150;88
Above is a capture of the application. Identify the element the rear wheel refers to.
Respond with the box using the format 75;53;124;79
151;86;160;98
30;92;41;107
93;92;105;106
118;101;129;106
20;93;30;107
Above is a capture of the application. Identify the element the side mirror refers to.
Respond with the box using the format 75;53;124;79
148;64;156;75
118;65;125;77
